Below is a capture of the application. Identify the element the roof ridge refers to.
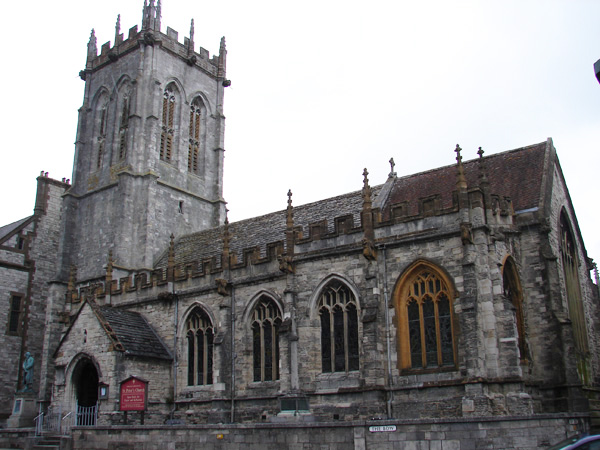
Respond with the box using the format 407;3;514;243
392;141;548;184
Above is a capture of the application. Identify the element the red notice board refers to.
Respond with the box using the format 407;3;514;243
119;376;148;411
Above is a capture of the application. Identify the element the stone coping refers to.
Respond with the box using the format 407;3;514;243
71;412;590;431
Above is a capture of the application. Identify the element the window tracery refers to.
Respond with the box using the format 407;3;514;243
96;101;108;169
560;212;588;357
118;91;130;160
318;280;359;373
185;307;214;386
395;263;456;371
251;296;282;382
503;257;528;361
188;98;203;173
160;84;176;162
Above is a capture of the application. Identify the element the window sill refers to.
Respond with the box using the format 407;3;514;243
248;380;280;389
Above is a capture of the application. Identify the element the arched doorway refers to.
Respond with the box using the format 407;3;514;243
71;358;99;425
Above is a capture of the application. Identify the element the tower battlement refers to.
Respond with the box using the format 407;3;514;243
82;0;226;81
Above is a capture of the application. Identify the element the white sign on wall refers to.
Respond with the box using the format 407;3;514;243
368;425;397;433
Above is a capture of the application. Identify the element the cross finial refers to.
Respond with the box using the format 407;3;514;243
455;144;462;164
286;189;294;229
223;209;231;259
477;147;488;185
389;157;397;178
362;168;372;205
455;144;467;191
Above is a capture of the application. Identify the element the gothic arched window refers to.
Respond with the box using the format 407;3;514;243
395;262;456;371
188;97;204;173
318;280;359;373
560;212;589;357
251;296;282;382
118;92;130;160
503;257;527;361
185;307;214;386
96;100;109;169
160;84;176;162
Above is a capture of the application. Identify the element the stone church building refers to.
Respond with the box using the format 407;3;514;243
1;1;599;448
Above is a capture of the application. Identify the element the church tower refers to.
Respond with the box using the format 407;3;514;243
60;1;228;280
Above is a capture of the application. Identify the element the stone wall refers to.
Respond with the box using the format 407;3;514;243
65;414;588;450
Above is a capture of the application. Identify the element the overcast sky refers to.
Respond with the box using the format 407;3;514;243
1;0;599;267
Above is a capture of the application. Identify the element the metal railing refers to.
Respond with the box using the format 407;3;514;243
76;403;98;427
34;412;44;436
34;404;96;436
61;411;74;435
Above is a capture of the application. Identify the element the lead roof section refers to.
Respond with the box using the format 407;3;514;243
157;141;547;269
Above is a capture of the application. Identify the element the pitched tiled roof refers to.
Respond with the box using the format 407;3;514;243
158;142;548;268
99;306;172;360
0;216;32;242
386;142;547;215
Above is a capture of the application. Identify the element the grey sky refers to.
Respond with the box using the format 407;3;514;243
1;0;599;267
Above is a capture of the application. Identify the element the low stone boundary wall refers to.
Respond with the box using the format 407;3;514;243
67;413;589;450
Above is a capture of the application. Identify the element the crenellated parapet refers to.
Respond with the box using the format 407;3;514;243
63;146;526;308
80;2;226;81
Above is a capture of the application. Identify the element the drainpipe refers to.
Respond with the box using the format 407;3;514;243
230;282;236;423
170;285;178;420
381;245;394;418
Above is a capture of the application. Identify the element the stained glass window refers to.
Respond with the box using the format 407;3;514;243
502;257;527;361
185;307;214;386
560;213;588;357
318;280;360;373
396;265;456;371
251;296;282;382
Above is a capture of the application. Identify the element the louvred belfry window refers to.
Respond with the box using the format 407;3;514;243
118;94;130;160
186;307;214;386
188;98;203;173
318;280;360;373
160;85;176;162
395;263;456;371
251;296;282;382
96;102;108;169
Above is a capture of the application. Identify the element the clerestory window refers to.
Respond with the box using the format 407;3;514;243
186;307;214;386
318;280;359;373
395;262;456;371
251;296;282;382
